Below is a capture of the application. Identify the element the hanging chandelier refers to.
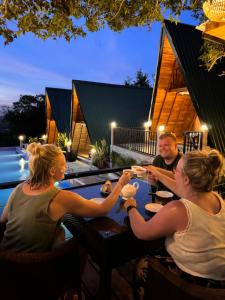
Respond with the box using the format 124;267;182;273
203;0;225;22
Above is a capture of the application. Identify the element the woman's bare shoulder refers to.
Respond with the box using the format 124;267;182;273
162;200;187;216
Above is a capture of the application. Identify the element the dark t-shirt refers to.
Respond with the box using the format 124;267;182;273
153;152;183;199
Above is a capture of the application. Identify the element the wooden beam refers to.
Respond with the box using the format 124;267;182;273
169;87;189;93
165;92;178;127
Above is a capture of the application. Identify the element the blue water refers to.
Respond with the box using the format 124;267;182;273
0;148;76;210
0;148;29;183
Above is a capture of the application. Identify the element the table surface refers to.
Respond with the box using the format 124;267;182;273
64;178;153;237
63;178;164;299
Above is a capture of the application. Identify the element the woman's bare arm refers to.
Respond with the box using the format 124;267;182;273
126;200;187;240
50;173;131;219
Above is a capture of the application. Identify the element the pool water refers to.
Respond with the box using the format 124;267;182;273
0;148;29;183
0;147;92;209
0;147;119;216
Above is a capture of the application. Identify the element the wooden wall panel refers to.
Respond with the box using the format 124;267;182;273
46;93;57;144
151;34;199;142
71;123;91;155
48;120;57;144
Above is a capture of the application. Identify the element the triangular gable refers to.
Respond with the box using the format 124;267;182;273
72;80;152;144
164;20;225;153
46;88;72;137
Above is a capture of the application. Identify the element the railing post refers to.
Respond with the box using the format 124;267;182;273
110;122;117;168
201;125;208;150
156;125;165;155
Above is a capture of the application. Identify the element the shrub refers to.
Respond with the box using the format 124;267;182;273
111;151;137;167
56;132;68;151
91;139;109;169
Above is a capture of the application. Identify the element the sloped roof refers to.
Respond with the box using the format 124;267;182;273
46;87;71;136
73;80;152;143
163;20;225;153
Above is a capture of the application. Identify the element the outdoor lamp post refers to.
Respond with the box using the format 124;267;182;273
41;134;47;144
143;121;152;151
200;123;209;149
110;122;117;168
144;121;152;130
66;140;72;153
18;135;24;148
156;125;165;155
110;122;117;147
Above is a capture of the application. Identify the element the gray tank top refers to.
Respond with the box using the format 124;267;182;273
1;183;60;252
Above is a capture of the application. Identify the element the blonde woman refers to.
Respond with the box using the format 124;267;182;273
124;149;225;296
0;143;131;252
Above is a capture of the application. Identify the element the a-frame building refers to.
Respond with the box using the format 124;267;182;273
150;20;225;153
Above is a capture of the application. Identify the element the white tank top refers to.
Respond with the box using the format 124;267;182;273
165;194;225;280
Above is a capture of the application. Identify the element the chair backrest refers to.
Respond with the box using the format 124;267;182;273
143;257;225;300
0;223;81;300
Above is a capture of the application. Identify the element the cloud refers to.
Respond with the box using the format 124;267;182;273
0;52;70;82
0;52;71;105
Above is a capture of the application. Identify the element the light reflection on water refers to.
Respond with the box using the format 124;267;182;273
0;150;29;183
0;148;92;208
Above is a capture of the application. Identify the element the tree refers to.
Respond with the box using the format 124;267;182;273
124;70;151;87
0;1;223;72
0;1;204;45
3;94;46;144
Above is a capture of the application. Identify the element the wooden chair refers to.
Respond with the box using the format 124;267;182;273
0;223;82;300
143;257;225;300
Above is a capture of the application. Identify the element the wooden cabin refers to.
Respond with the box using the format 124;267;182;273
71;80;152;156
46;82;152;157
45;88;71;144
150;20;225;153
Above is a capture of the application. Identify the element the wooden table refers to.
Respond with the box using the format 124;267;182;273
63;179;164;299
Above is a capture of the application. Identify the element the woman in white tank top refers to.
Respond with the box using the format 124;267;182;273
124;149;225;292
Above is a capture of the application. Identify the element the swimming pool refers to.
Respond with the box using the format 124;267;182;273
0;147;119;213
0;147;93;184
0;147;93;207
0;147;29;183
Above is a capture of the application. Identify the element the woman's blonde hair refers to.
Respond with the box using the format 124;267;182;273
183;149;224;193
26;143;63;188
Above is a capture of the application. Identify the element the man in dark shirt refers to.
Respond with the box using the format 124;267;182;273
149;133;182;199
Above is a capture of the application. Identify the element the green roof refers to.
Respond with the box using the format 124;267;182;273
73;80;152;143
163;20;225;153
46;87;71;136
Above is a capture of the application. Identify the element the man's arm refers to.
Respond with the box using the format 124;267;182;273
146;166;179;196
155;167;175;179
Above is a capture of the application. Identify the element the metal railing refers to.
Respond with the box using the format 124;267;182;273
183;131;203;153
114;127;157;156
0;166;128;190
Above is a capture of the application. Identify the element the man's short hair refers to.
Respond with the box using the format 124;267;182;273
159;132;177;143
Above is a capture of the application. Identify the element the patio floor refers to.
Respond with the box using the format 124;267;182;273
82;255;135;300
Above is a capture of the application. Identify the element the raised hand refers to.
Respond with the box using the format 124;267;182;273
119;171;132;187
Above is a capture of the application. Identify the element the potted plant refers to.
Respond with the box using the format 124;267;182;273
56;132;68;152
91;139;109;169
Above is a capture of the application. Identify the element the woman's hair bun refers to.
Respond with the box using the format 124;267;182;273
207;149;223;175
26;142;42;156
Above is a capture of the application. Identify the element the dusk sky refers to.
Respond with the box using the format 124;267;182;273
0;11;199;106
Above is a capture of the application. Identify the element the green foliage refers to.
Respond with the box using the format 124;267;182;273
111;151;137;167
124;69;151;87
28;137;39;143
200;39;225;76
2;94;46;145
56;132;68;151
91;139;109;169
0;0;204;44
